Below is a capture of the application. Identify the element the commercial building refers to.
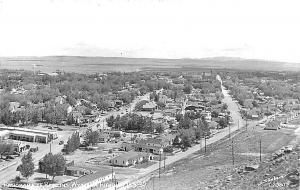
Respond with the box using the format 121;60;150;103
110;151;152;167
53;169;115;190
0;126;58;143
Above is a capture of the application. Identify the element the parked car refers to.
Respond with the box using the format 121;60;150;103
6;155;14;159
30;147;39;152
13;151;20;156
59;141;64;145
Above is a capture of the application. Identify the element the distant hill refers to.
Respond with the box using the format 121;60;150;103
0;56;299;74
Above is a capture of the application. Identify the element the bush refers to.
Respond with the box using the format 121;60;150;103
14;176;21;183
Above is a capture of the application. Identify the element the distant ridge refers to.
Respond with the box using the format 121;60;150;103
0;56;299;73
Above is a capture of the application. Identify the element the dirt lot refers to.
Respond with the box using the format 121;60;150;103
130;126;299;190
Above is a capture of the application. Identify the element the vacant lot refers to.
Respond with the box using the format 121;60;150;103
130;126;298;190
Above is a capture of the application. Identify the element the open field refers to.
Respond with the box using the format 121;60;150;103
130;126;299;190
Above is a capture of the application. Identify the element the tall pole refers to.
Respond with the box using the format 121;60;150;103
50;142;52;153
238;119;239;130
152;174;155;190
259;139;262;162
204;133;207;154
159;153;161;178
163;152;166;171
231;139;234;165
229;124;231;138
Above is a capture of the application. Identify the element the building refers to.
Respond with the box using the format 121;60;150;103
99;133;110;143
135;138;165;154
264;120;281;130
120;142;136;151
53;169;115;190
0;130;9;141
65;166;94;177
110;151;152;167
8;102;21;113
0;126;58;143
142;102;157;111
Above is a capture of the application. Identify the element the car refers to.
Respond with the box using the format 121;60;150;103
6;155;14;159
30;147;39;152
13;151;21;156
57;127;63;131
59;140;64;145
48;126;53;129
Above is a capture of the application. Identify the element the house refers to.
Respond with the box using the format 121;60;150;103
120;142;135;151
264;120;281;130
155;134;176;146
55;96;65;104
208;121;219;129
0;130;9;141
135;138;165;154
8;102;21;113
142;102;157;111
99;133;110;143
71;111;84;124
110;151;153;167
65;166;94;177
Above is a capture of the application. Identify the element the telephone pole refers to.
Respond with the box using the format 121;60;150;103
204;133;207;154
231;139;234;165
163;152;166;171
159;153;161;178
152;174;155;190
259;139;262;162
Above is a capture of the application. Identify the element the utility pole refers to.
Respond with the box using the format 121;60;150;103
259;139;262;162
152;174;155;190
163;152;166;171
159;153;161;178
229;124;231;138
246;119;248;131
238;119;239;130
204;133;207;154
231;139;234;165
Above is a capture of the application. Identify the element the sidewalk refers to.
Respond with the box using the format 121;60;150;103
0;161;18;172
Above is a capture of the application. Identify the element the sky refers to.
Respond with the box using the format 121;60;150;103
0;0;300;63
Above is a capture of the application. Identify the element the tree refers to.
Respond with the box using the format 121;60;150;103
84;128;99;145
183;84;192;94
106;115;115;128
0;142;13;158
173;136;181;145
156;101;166;109
134;100;148;111
65;131;80;154
18;152;35;180
42;153;66;181
155;123;165;134
181;135;192;148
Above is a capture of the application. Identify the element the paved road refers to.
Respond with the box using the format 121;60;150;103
0;131;72;185
113;75;251;190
